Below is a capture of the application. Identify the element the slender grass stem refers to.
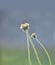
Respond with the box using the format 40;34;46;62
26;31;32;65
35;38;52;65
27;30;42;65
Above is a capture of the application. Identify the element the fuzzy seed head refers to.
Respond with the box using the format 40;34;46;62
31;33;37;39
20;23;29;31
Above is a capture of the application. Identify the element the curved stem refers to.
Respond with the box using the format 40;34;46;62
27;30;42;65
26;31;32;65
36;38;52;65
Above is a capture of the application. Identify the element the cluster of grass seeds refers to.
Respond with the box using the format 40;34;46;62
20;23;52;65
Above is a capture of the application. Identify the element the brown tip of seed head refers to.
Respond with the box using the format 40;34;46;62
20;23;29;31
31;33;37;39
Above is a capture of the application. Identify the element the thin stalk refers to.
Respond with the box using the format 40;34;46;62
27;30;42;65
26;31;32;65
36;38;52;65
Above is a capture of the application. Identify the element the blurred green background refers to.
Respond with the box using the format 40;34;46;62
0;44;55;65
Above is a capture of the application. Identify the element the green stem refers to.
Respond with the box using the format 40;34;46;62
26;31;32;65
27;30;42;65
36;38;52;65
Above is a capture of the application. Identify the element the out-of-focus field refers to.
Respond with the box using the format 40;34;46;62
0;46;55;65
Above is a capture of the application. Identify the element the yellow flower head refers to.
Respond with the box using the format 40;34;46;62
20;23;29;31
31;33;37;39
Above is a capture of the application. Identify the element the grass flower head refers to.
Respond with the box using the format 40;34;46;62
20;23;29;31
31;33;37;39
